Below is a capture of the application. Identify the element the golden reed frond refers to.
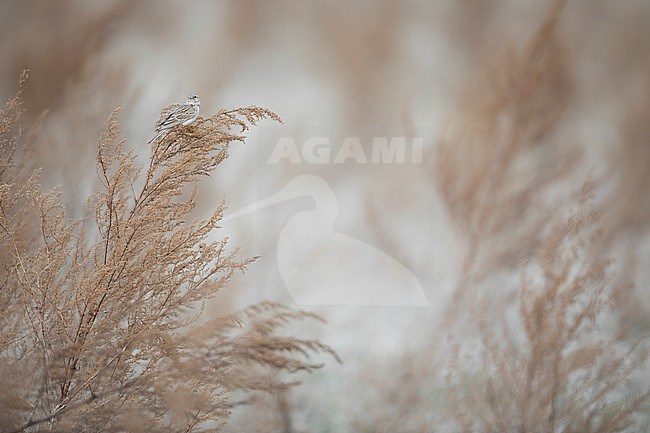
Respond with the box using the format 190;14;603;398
446;182;649;433
0;75;335;433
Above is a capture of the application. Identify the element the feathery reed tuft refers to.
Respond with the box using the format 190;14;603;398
445;182;649;433
0;76;334;433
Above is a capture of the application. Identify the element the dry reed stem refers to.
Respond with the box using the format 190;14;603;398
0;75;335;433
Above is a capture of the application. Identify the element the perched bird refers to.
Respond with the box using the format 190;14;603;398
148;94;201;144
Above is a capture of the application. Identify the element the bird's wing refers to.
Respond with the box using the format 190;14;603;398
156;104;195;131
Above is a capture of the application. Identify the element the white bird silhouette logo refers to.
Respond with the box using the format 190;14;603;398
223;175;429;306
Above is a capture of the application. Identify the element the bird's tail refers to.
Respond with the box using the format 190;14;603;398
147;129;165;145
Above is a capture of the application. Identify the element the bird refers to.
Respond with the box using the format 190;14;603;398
148;94;201;144
222;175;429;306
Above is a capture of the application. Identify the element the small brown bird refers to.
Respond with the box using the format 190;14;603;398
148;94;200;144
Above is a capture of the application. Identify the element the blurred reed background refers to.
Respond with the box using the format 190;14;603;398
1;0;649;431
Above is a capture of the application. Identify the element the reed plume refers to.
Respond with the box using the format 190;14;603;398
0;74;335;433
